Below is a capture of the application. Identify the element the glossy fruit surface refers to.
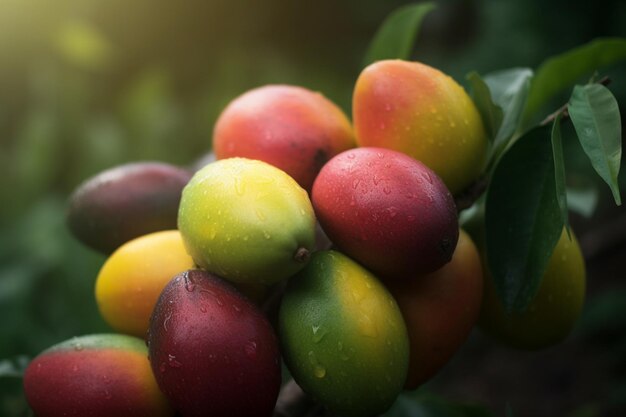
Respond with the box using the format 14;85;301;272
312;147;458;277
479;229;586;349
23;334;172;417
177;157;316;286
95;230;195;338
279;250;409;417
67;162;193;254
386;229;483;389
148;269;281;417
353;59;487;195
213;84;355;192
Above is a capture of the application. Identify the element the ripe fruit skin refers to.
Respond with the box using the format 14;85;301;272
312;147;459;277
148;269;281;417
479;229;586;350
213;84;356;192
95;230;195;338
23;334;172;417
386;229;483;389
67;162;193;254
353;59;487;195
177;157;316;286
279;250;409;417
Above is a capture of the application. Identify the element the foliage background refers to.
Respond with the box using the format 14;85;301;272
0;0;625;416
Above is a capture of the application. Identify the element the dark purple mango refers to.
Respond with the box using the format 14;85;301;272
67;162;193;254
23;334;172;417
148;269;281;417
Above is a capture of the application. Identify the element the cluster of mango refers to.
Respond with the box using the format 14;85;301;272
22;60;586;417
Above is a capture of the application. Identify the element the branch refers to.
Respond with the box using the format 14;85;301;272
454;75;612;212
454;175;489;213
539;76;611;127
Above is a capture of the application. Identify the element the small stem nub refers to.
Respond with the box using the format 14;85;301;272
293;247;310;263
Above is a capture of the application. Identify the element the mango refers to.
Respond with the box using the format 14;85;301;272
312;147;458;277
23;334;172;417
386;229;483;389
479;229;586;349
279;250;409;417
148;269;281;417
353;60;488;195
95;230;195;338
67;162;193;254
177;157;316;286
213;85;356;192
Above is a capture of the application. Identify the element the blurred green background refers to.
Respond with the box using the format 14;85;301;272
1;0;625;416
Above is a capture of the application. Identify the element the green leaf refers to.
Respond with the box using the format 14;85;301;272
551;112;570;235
483;68;533;165
0;356;30;378
522;38;626;129
466;71;503;143
568;84;622;205
566;183;599;218
485;125;564;313
362;2;435;67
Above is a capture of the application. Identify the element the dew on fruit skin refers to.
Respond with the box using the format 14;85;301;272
314;366;326;379
73;343;84;352
338;341;350;361
232;303;242;314
386;207;398;218
244;340;258;360
352;178;361;189
159;362;166;373
358;313;378;338
312;325;327;343
163;313;172;332
308;351;326;379
184;275;196;292
383;187;391;195
263;231;271;240
199;305;207;313
255;208;266;221
234;177;245;196
103;390;112;400
168;354;182;368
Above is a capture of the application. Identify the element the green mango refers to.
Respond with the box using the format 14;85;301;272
178;157;316;286
279;250;409;417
